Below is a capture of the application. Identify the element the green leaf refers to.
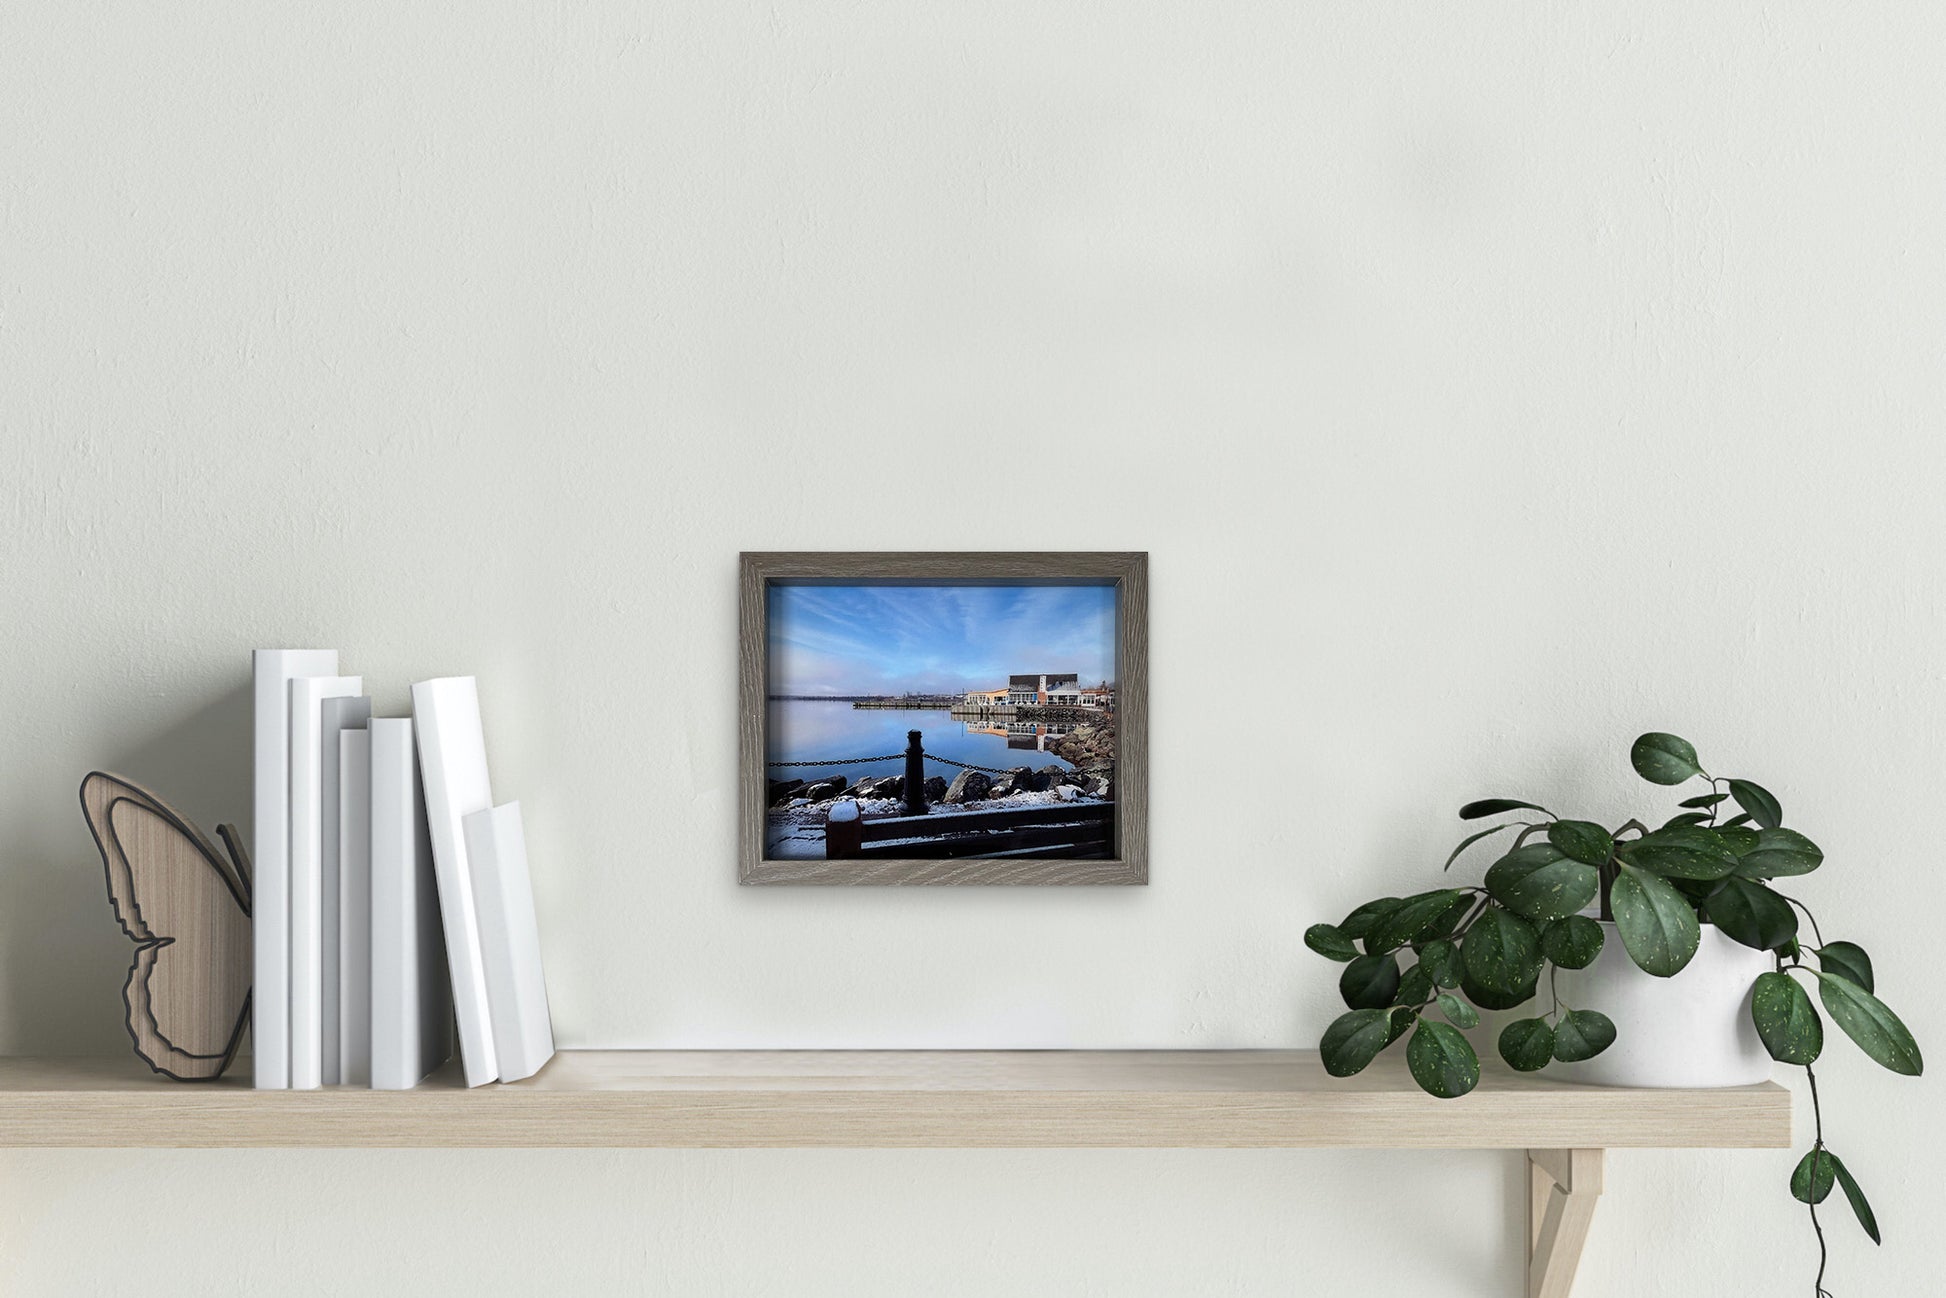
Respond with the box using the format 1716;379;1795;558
1462;907;1544;994
1619;825;1739;880
1320;1008;1398;1077
1610;863;1701;976
1461;970;1540;1011
1551;1008;1617;1063
1444;823;1512;872
1405;1020;1481;1098
1337;897;1401;942
1486;846;1600;923
1365;889;1473;953
1716;825;1759;856
1435;992;1480;1029
1304;923;1360;963
1498;1018;1556;1071
1339;953;1402;1010
1632;732;1702;785
1750;971;1822;1065
1679;792;1729;809
1540;915;1605;970
1661;811;1711;829
1720;812;1754;828
1792;1148;1836;1204
1459;798;1550;820
1419;939;1462;989
1726;778;1783;830
1546;820;1615;866
1737;828;1824;879
1816;942;1875;994
1831;1155;1882;1245
1396;963;1435;1008
1704;877;1799;952
1815;973;1923;1075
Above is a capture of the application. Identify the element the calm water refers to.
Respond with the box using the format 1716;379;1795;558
766;701;1079;783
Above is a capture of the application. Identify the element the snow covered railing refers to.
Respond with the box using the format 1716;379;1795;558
824;800;1113;862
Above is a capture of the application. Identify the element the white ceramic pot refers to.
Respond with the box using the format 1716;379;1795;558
1550;920;1774;1087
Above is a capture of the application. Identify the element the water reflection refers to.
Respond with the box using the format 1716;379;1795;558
959;719;1075;753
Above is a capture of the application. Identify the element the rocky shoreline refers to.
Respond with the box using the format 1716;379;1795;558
768;760;1111;809
1047;719;1115;774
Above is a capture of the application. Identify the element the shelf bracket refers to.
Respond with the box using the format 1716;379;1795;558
1527;1148;1604;1298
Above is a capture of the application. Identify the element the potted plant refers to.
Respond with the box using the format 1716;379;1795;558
1305;733;1921;1292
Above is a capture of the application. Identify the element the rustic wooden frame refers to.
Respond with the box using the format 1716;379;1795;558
739;552;1148;885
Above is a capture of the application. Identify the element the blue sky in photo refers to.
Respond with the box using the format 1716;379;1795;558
768;584;1117;695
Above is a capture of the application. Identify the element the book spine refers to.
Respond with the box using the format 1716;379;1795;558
370;719;453;1090
464;802;555;1083
251;649;337;1090
318;694;371;1085
337;728;373;1088
411;677;500;1087
289;675;362;1090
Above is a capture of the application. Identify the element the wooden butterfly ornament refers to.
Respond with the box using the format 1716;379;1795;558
79;772;252;1081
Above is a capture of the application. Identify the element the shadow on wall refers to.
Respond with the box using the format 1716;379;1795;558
0;682;252;1056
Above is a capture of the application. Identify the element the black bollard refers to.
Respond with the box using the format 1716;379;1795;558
903;729;928;816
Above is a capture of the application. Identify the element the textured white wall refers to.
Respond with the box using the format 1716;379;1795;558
3;2;1942;1294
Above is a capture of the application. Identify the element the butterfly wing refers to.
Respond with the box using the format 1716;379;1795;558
80;772;252;1081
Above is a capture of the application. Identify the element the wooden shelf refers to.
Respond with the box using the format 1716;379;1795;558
0;1049;1790;1298
0;1049;1791;1150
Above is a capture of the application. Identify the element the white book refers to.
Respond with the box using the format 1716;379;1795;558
411;677;499;1087
370;718;453;1090
251;649;337;1089
289;674;362;1090
463;802;555;1083
337;728;373;1087
318;694;371;1084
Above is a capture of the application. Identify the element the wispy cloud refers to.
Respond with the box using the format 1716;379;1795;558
768;584;1117;694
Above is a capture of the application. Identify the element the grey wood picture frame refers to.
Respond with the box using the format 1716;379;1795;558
740;552;1148;885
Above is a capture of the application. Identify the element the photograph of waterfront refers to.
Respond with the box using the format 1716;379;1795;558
763;583;1119;862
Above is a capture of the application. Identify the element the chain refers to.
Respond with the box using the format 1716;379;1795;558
924;754;1020;775
765;754;904;768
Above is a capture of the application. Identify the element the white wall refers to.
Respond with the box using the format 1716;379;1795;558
3;3;1941;1293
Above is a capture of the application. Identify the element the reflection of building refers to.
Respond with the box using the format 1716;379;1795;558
1008;673;1079;706
1003;720;1072;751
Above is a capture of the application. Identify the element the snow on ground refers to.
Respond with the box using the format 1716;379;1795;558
762;788;1107;858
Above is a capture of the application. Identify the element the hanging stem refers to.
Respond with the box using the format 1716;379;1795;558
1784;895;1828;950
1806;1062;1831;1298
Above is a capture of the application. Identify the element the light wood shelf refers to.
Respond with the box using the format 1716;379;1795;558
0;1049;1790;1150
0;1050;1791;1298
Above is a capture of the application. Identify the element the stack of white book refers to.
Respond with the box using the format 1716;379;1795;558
252;652;555;1089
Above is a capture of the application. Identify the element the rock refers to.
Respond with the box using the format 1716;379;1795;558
1017;768;1050;793
874;775;904;799
923;775;948;803
1088;776;1111;798
804;778;845;801
943;770;991;803
768;778;805;805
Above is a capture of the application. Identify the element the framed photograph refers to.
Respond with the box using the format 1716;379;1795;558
739;552;1147;885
